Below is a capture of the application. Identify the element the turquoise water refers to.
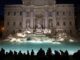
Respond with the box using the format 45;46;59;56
0;41;80;55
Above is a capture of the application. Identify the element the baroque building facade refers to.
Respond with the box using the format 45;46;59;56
4;0;76;37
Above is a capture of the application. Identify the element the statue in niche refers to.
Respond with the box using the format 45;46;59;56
37;20;42;28
34;17;45;34
35;14;43;28
27;23;30;29
26;20;30;29
48;19;53;29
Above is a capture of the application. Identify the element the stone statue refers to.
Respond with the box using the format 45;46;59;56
37;23;41;28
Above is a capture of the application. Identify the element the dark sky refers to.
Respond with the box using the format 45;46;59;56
0;0;22;16
0;0;80;16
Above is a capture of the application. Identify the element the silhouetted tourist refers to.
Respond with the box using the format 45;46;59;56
26;50;30;60
31;49;34;56
54;50;61;60
73;50;80;60
46;48;53;60
37;48;45;56
37;48;45;60
30;49;35;60
0;48;80;60
46;48;53;56
0;48;5;60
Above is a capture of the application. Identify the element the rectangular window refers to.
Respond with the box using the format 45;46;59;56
7;22;9;26
19;22;22;26
70;30;72;34
63;22;66;26
63;12;65;15
13;22;15;26
69;21;72;25
56;12;59;15
57;22;60;26
8;12;10;16
20;11;23;16
14;12;16;16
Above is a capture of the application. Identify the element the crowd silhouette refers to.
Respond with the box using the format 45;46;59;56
0;48;80;60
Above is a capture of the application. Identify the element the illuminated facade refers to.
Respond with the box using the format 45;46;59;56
4;0;76;37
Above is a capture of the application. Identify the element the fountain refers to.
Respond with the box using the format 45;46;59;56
4;30;75;44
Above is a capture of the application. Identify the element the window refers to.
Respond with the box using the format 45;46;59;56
13;22;15;26
69;21;72;25
56;12;59;15
7;22;9;26
70;30;72;34
8;12;10;16
57;22;60;26
14;12;16;16
63;22;66;26
19;22;22;26
63;12;65;15
20;11;23;16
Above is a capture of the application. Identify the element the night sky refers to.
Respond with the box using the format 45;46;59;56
0;0;80;16
0;0;80;30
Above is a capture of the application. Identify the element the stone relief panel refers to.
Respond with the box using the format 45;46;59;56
34;8;45;15
48;0;56;5
22;0;32;6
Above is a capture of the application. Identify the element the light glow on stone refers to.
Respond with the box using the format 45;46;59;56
26;31;31;34
52;42;61;44
27;40;42;43
6;31;74;44
17;33;26;37
9;37;61;44
59;38;64;41
69;39;74;42
10;38;16;42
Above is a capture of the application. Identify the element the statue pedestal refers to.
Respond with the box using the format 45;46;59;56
34;29;43;34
